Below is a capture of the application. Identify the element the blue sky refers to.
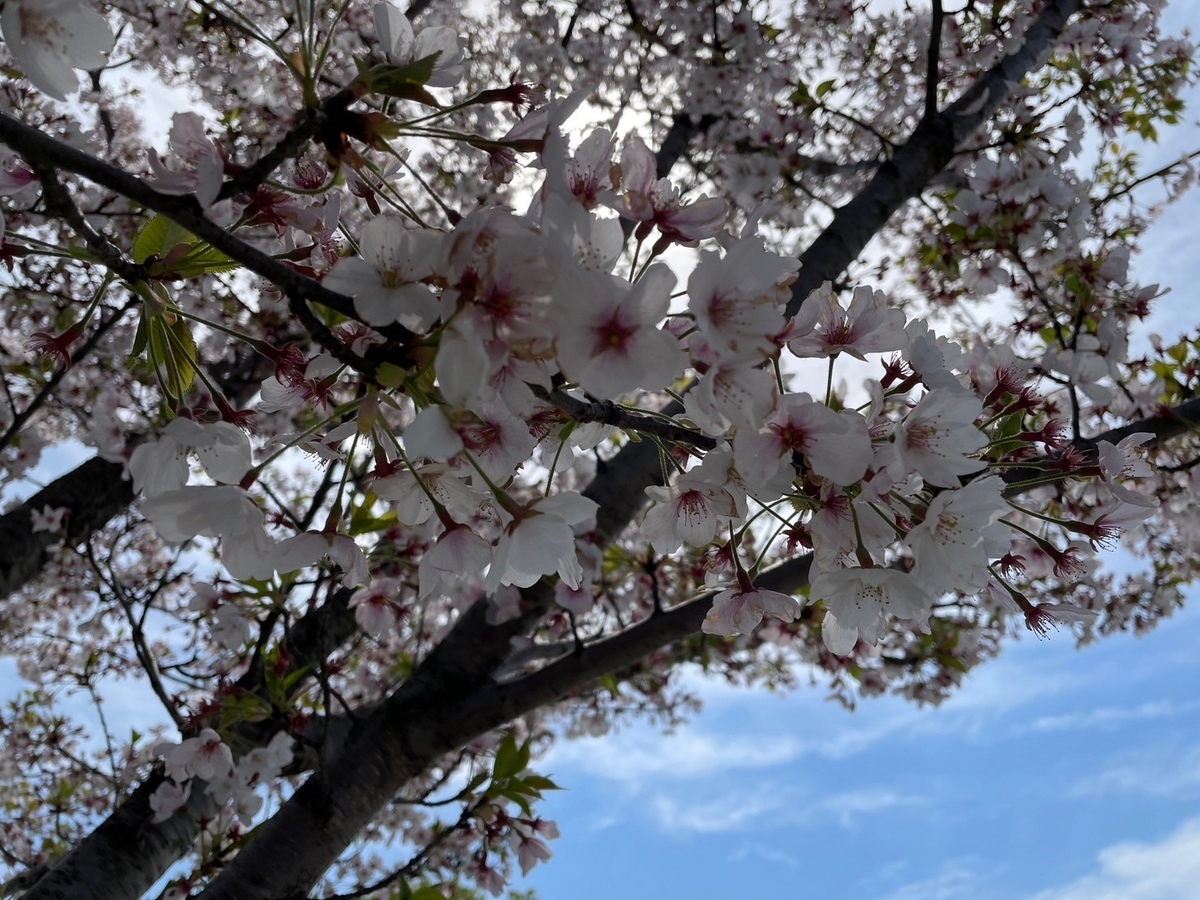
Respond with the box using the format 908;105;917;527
524;596;1200;899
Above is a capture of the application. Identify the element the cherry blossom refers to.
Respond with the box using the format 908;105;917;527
810;567;932;656
735;394;873;495
274;531;370;587
487;492;599;591
139;486;277;581
374;1;467;88
562;128;616;208
418;525;492;599
641;448;743;554
888;390;987;489
0;0;113;101
906;475;1009;595
349;578;406;639
608;135;728;243
322;217;441;331
149;779;191;825
159;728;234;783
702;583;803;637
372;460;483;526
129;419;254;498
687;236;800;359
146;113;225;208
553;264;686;399
29;504;67;533
788;282;909;360
1097;432;1156;507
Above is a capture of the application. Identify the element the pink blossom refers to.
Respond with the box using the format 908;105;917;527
29;504;68;533
809;567;931;655
418;525;492;599
323;217;441;331
372;461;483;526
146;113;225;208
374;2;467;88
486;492;599;591
687;238;800;360
211;604;252;651
684;359;776;435
1024;602;1100;638
0;0;113;101
906;475;1009;595
890;389;987;488
149;779;191;824
702;584;802;637
788;282;909;360
641;449;743;554
735;394;873;495
160;728;234;783
139;486;278;581
129;418;254;498
349;578;406;639
458;401;539;482
1096;432;1156;507
274;532;370;587
608;135;727;243
554;264;686;398
563;128;616;208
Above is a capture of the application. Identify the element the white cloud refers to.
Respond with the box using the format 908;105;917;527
647;784;925;834
726;841;801;868
878;861;994;900
1032;817;1200;900
1027;699;1200;734
813;788;928;829
1070;744;1200;799
651;791;782;834
545;728;807;783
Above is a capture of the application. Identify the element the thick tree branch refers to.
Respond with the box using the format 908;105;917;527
782;0;1083;320
0;458;134;599
0;112;368;327
33;393;1193;900
23;588;361;900
197;587;553;899
925;0;945;119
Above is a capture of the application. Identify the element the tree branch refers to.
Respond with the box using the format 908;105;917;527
22;588;361;900
925;0;945;119
783;0;1084;320
532;385;716;451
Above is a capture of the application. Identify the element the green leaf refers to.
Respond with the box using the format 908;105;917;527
359;54;443;106
161;245;240;279
376;362;409;390
133;215;192;264
348;496;399;536
128;313;149;361
164;318;198;399
143;314;198;401
519;774;560;792
492;732;522;782
133;214;241;278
